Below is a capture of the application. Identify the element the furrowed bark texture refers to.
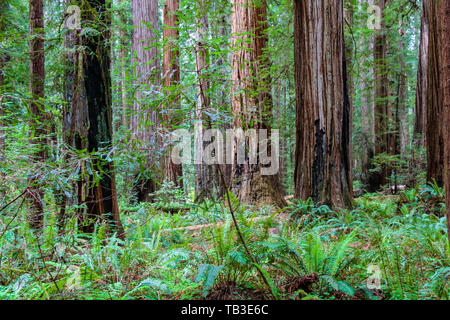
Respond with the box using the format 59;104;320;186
425;0;444;186
345;1;354;185
28;0;46;229
439;0;450;246
163;0;183;188
230;0;286;209
131;0;161;202
370;0;390;191
293;0;353;209
64;0;124;237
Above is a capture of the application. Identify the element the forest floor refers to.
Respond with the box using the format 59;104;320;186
0;184;449;300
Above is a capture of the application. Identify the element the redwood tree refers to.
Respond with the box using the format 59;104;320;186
130;0;161;202
293;0;353;209
370;0;390;191
229;0;286;209
420;0;450;244
425;0;444;186
64;0;124;237
162;0;183;188
28;0;47;229
439;0;450;246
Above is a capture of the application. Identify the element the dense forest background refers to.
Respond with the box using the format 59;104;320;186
0;0;449;300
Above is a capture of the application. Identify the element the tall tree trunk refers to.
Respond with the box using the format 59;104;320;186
370;0;389;191
118;0;128;129
64;0;124;238
359;0;376;190
385;32;409;192
0;1;8;191
397;36;409;166
439;0;450;246
425;0;444;186
360;38;376;188
194;0;213;202
131;0;161;202
412;3;428;185
61;0;79;231
0;1;6;154
28;0;46;230
230;0;286;209
163;0;183;188
368;0;376;151
414;4;428;154
293;0;353;209
345;0;355;184
274;85;286;186
214;13;232;197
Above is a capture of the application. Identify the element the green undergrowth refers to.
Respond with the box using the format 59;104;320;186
0;184;448;300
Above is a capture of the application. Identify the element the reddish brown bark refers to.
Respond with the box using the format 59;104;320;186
64;0;124;238
131;0;161;202
163;0;183;188
425;0;444;186
439;0;450;246
28;0;46;229
293;0;353;209
369;0;390;191
230;0;286;208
